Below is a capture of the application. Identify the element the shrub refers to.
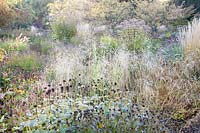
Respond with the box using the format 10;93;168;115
22;0;53;17
95;36;119;58
145;39;161;53
119;28;150;53
90;0;132;26
0;0;16;28
101;36;118;51
162;44;183;60
13;0;54;28
100;36;118;49
51;22;77;43
48;0;90;24
134;0;194;32
7;54;43;71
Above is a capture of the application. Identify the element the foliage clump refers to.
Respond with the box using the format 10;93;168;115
0;0;16;28
90;0;132;26
119;28;149;52
96;35;119;57
134;0;195;32
51;22;77;43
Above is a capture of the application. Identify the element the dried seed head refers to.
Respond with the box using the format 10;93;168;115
61;86;64;93
66;86;69;92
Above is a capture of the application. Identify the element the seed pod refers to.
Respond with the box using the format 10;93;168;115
61;86;64;93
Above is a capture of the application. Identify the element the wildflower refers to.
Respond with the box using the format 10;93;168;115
15;89;25;95
0;93;5;100
2;72;8;78
97;122;104;129
0;48;6;62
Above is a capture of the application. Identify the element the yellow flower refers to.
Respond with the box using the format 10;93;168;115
0;48;6;62
15;89;25;95
97;122;104;129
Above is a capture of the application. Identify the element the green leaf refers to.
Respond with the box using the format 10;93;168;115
0;115;4;123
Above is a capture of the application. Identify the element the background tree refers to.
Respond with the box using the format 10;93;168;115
0;0;17;28
13;0;53;28
134;0;195;33
90;0;133;27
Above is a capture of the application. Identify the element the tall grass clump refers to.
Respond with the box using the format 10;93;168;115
179;18;200;55
7;53;43;71
179;18;200;79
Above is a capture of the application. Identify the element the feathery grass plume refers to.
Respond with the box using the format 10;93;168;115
179;18;200;55
179;18;200;79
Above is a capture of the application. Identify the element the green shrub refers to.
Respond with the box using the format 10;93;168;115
90;0;132;26
145;39;161;53
0;0;16;28
100;36;118;51
11;0;53;28
7;54;43;71
119;28;149;53
51;22;77;43
161;44;183;61
96;36;119;57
